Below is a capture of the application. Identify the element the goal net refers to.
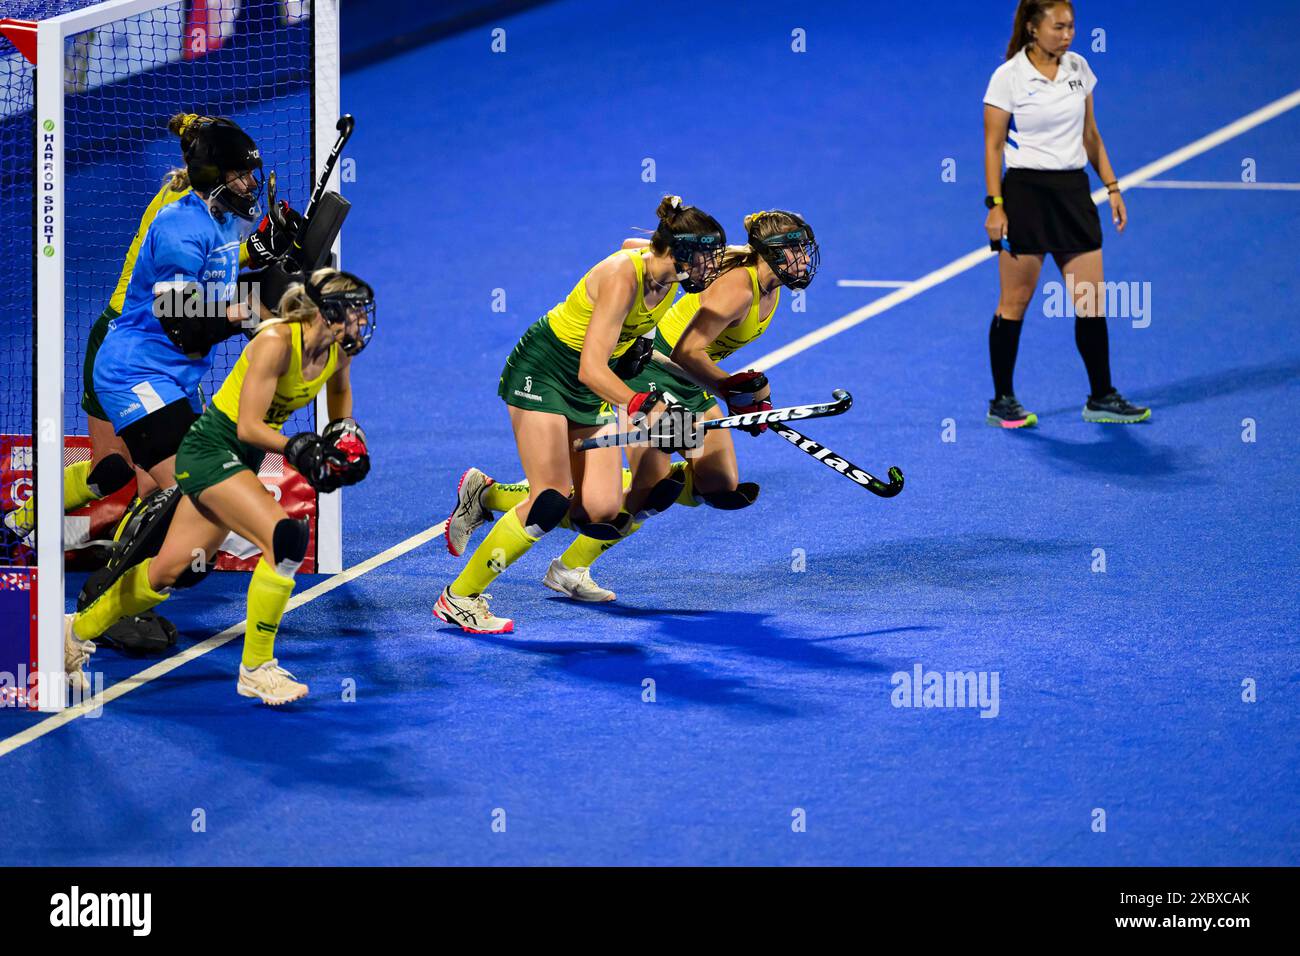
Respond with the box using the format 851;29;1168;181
0;0;341;711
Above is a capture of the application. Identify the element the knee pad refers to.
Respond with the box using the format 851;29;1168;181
272;518;310;578
700;482;760;511
87;454;134;498
79;486;182;608
523;488;570;537
633;474;686;522
573;510;633;541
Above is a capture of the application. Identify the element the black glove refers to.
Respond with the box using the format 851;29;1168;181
284;432;333;492
628;388;696;454
246;200;305;269
320;418;370;488
613;334;654;380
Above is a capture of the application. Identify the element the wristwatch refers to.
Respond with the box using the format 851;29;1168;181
984;195;1004;209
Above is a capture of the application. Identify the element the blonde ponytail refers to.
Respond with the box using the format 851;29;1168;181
273;268;364;326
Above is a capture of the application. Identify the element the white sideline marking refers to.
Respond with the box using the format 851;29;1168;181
0;522;446;759
1131;179;1300;191
753;86;1300;372
6;88;1300;757
836;279;913;288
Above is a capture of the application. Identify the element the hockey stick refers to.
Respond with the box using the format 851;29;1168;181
298;114;355;240
260;114;353;277
573;389;853;452
769;421;905;498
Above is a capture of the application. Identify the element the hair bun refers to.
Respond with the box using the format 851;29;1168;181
656;195;685;220
168;112;200;137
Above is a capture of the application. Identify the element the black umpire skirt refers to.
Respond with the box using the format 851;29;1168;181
1003;168;1102;257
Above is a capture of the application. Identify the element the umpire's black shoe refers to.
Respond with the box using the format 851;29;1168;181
1083;389;1151;423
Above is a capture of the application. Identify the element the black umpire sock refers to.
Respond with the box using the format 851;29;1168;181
988;315;1023;398
1074;316;1113;399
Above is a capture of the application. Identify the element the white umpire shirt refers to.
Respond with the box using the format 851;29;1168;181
984;49;1097;171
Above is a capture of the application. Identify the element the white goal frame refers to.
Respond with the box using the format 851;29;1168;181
32;0;341;711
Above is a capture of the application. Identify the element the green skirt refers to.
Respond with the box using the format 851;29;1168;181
80;305;118;421
620;330;718;414
174;408;266;500
498;317;619;426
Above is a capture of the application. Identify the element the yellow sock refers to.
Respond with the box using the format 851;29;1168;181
670;460;700;507
450;505;538;597
560;515;641;570
242;559;296;670
484;470;628;514
63;459;96;511
482;480;530;513
74;559;169;641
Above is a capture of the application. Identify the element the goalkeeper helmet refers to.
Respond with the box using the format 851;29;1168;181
185;118;265;221
745;210;819;289
306;270;376;356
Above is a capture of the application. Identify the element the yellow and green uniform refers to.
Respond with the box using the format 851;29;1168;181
82;179;249;420
76;320;336;671
497;248;678;426
622;264;778;413
557;266;779;572
451;251;677;599
174;321;337;500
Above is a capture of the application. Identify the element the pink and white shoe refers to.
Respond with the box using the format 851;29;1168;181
434;586;514;634
444;467;495;557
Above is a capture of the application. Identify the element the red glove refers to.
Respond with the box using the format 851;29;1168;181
718;370;772;435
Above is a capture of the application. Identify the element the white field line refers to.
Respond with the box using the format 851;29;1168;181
0;522;446;759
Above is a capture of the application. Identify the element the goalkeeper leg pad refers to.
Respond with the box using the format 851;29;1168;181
77;487;182;609
522;489;570;538
700;482;760;511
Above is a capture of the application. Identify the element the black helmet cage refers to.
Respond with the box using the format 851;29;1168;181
668;231;727;293
750;217;820;290
305;271;376;356
185;118;265;221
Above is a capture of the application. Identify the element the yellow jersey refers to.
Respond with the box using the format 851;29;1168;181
546;248;677;358
655;265;778;362
108;178;250;313
212;321;338;430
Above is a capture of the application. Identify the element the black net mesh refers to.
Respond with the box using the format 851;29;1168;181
1;0;314;568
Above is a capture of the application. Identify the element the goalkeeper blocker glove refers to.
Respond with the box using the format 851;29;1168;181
246;200;306;269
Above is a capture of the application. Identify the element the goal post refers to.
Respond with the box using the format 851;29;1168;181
2;0;342;712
